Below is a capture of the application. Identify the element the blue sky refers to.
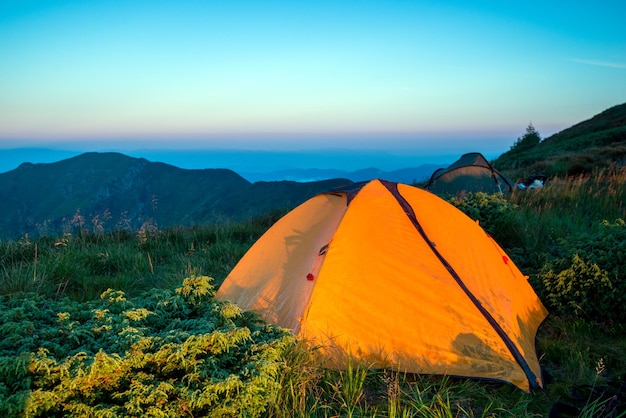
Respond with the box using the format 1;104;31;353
0;0;625;165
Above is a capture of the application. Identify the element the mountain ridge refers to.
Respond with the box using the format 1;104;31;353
0;147;446;184
0;152;351;240
239;164;442;183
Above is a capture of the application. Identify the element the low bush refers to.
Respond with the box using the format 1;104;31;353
447;192;518;238
0;276;293;417
537;219;626;325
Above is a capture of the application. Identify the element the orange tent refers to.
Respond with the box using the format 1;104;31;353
216;179;548;392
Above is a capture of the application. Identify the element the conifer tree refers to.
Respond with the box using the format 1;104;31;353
511;123;541;152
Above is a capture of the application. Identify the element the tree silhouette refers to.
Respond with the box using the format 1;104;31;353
510;123;541;152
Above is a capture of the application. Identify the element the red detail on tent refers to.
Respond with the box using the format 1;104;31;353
503;256;509;264
306;273;314;281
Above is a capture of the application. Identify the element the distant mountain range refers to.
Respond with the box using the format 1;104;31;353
0;150;444;239
0;152;355;240
0;147;445;183
3;102;624;240
239;165;441;183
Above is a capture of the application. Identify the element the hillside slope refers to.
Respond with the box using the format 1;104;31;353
0;152;351;239
494;103;626;178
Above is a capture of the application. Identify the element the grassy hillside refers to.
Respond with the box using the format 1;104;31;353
494;103;626;179
2;166;626;416
0;152;351;240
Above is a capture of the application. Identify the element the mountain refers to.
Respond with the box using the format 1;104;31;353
239;165;442;183
494;103;626;178
0;152;351;240
0;148;82;174
0;148;453;179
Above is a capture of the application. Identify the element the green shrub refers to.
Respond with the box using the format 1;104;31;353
447;192;520;246
537;219;626;325
0;276;294;417
540;254;614;321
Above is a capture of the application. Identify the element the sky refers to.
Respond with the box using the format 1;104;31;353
1;0;625;171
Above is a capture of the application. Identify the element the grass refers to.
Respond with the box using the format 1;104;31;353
2;168;626;416
0;214;282;301
508;167;626;230
489;167;626;276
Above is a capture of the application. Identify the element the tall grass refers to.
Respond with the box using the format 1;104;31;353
484;167;626;278
507;167;626;240
0;216;277;300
